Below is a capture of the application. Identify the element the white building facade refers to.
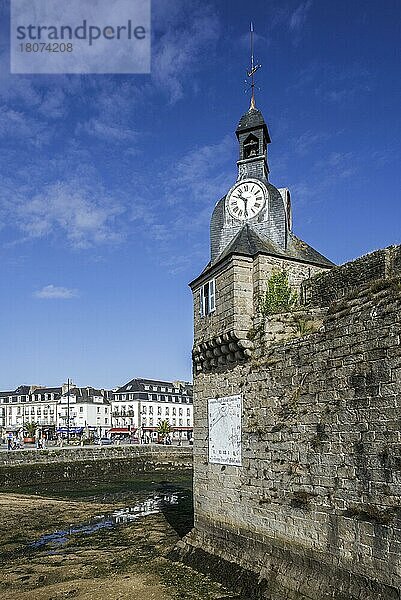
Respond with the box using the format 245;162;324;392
0;385;62;440
58;387;111;438
0;383;111;440
112;378;193;441
0;379;193;442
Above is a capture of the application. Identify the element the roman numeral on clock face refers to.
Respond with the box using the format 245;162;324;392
227;181;267;220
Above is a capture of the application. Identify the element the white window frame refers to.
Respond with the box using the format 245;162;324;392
200;279;216;317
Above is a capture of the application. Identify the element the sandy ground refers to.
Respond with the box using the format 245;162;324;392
0;493;234;600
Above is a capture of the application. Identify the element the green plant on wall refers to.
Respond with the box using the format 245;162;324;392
260;269;298;316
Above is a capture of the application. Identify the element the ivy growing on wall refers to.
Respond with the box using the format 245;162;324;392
260;269;298;316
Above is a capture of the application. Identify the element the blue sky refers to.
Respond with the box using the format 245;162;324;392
0;0;400;390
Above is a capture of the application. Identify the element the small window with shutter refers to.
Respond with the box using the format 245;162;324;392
200;279;216;317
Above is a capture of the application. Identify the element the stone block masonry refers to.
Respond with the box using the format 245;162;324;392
179;245;401;600
0;446;193;488
302;245;401;307
192;253;327;374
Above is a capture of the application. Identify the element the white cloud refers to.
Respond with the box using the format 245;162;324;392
78;118;137;143
34;285;78;299
289;1;313;32
0;105;49;144
165;135;235;207
14;179;124;249
289;150;360;211
292;130;329;156
314;151;357;179
289;61;372;103
152;1;220;102
117;134;236;273
37;88;67;119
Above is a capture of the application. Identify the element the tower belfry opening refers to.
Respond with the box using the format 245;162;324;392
243;133;259;158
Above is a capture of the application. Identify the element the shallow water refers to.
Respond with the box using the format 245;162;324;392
29;490;186;551
0;475;243;599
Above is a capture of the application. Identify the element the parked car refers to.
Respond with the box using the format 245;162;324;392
95;437;113;445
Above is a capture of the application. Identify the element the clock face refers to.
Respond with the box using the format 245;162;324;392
227;180;267;221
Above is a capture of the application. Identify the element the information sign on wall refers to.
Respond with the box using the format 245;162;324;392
208;395;241;466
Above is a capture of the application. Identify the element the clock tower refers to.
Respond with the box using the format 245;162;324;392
190;96;334;373
190;35;334;374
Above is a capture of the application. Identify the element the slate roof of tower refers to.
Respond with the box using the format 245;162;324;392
237;107;266;130
286;234;335;267
236;107;271;141
199;224;334;278
218;224;279;260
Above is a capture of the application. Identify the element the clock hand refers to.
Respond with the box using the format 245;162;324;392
238;194;249;217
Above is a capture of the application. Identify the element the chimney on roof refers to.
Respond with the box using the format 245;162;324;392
29;385;45;394
61;381;75;394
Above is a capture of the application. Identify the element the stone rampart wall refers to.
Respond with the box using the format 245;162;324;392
302;245;401;307
183;248;401;600
0;446;193;488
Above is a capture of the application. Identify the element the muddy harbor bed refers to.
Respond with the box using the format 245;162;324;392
0;474;243;600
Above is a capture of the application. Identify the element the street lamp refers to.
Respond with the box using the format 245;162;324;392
67;378;71;445
46;404;50;441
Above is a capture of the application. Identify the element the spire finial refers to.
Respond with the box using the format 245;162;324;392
247;22;261;109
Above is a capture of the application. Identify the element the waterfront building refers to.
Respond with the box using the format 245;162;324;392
0;378;193;442
58;386;112;438
0;385;62;439
111;378;193;441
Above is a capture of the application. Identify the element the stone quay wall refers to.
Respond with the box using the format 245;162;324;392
180;245;401;600
0;446;193;488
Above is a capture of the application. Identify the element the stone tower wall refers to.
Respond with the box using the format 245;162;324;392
182;245;401;600
192;256;254;345
192;254;328;347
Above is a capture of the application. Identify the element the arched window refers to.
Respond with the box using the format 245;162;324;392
243;134;259;158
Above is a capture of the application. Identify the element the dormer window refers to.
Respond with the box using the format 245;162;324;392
243;134;259;158
200;279;215;317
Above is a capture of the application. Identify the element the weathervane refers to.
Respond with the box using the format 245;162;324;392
246;22;262;109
